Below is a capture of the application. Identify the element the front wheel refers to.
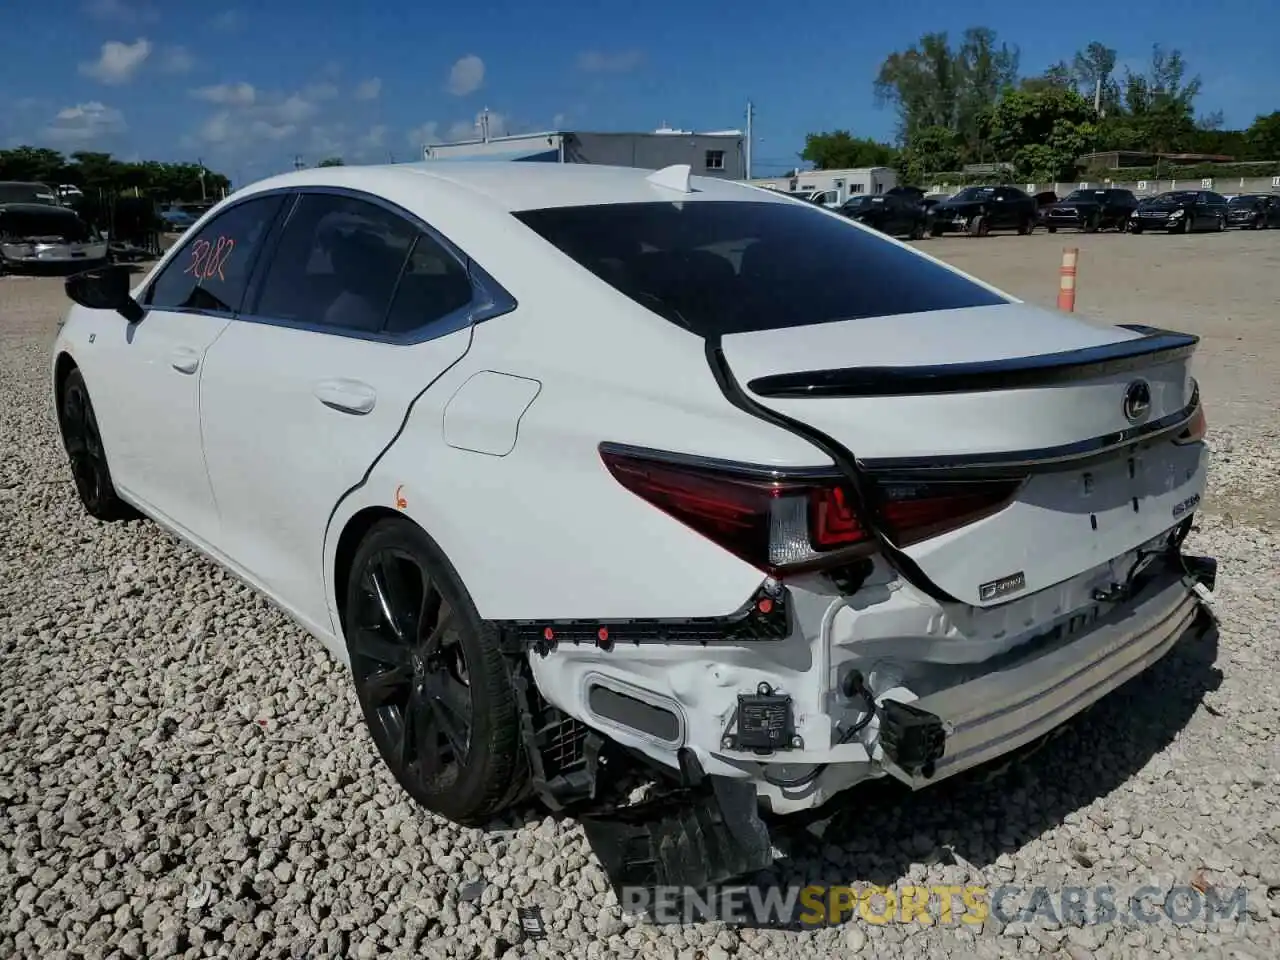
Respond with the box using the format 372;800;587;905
909;221;926;241
967;214;988;238
58;367;140;522
343;518;528;825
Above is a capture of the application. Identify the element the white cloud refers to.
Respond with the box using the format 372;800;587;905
353;78;382;101
407;121;440;148
208;9;242;31
191;82;257;106
159;45;195;74
302;82;340;102
359;125;388;150
576;49;645;74
44;101;127;144
273;95;319;125
83;0;159;22
79;38;152;85
447;55;485;96
445;110;508;142
197;111;234;144
552;112;567;129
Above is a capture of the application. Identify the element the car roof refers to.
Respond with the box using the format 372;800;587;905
232;161;788;213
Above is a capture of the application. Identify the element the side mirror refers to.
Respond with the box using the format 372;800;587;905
65;263;145;323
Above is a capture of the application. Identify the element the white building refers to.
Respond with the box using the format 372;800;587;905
421;127;748;180
746;167;898;206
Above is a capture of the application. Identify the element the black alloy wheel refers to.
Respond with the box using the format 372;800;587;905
59;367;138;522
344;519;526;824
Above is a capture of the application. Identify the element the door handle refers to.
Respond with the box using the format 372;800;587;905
313;378;377;415
171;347;200;374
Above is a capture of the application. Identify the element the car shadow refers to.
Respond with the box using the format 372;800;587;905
585;618;1221;930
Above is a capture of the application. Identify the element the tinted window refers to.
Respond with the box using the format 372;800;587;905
383;234;475;335
146;194;285;313
250;194;416;333
513;200;1008;337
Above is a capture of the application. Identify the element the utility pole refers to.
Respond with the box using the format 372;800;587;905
1093;76;1102;114
196;157;206;200
479;108;491;143
745;100;754;181
293;154;306;171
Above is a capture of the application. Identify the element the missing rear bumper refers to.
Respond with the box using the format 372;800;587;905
579;776;774;892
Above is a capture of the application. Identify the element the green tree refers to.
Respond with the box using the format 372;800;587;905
1245;111;1280;160
1071;41;1120;111
1116;44;1202;152
0;146;230;200
896;126;963;184
873;27;1019;163
988;86;1099;180
800;131;897;170
318;157;346;167
1022;62;1073;93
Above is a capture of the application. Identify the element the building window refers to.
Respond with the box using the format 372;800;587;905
705;150;725;170
850;183;864;194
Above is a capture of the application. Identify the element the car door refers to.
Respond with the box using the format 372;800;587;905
85;191;287;542
196;188;499;634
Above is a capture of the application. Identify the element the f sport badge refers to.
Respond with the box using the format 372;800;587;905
979;570;1026;602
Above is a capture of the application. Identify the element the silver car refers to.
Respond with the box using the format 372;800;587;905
0;203;108;274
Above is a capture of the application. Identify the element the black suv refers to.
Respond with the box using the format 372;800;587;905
837;193;928;239
1044;188;1138;233
1226;194;1280;229
927;185;1039;237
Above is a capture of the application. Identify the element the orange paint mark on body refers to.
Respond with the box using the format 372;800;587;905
394;485;407;509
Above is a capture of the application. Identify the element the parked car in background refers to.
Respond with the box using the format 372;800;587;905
159;206;199;231
50;162;1216;888
1032;190;1059;227
1045;188;1138;233
0;203;108;274
927;185;1038;237
0;180;61;206
1129;190;1228;234
837;193;927;239
1225;194;1280;229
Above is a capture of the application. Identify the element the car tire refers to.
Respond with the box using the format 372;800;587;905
343;517;528;826
1047;225;1057;234
967;214;986;238
929;223;944;238
1083;216;1099;234
1130;224;1143;234
58;367;141;523
1017;217;1033;235
1217;214;1227;232
910;221;926;241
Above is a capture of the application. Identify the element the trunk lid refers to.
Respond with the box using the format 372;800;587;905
718;302;1205;607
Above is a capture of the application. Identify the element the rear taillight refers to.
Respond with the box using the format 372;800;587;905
600;445;1022;576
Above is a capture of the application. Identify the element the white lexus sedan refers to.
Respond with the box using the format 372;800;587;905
51;161;1216;875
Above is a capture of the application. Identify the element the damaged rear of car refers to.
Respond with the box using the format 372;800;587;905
503;193;1216;888
0;203;108;274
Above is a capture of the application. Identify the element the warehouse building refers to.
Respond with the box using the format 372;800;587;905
420;126;748;180
747;167;899;206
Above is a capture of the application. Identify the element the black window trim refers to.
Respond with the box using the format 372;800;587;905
143;184;517;346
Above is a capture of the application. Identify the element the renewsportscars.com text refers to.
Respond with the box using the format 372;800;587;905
620;883;1250;927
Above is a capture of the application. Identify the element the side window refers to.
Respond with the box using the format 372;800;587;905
383;234;475;335
250;193;417;333
145;194;285;313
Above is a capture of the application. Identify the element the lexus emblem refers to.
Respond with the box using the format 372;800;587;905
1122;380;1151;423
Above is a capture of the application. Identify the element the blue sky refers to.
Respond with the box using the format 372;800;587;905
1;0;1276;186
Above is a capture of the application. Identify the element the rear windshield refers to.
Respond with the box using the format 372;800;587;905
1228;196;1259;206
513;200;1007;336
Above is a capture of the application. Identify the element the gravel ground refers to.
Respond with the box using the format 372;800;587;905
2;231;1278;960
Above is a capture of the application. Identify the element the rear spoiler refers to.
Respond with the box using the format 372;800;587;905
745;324;1198;399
